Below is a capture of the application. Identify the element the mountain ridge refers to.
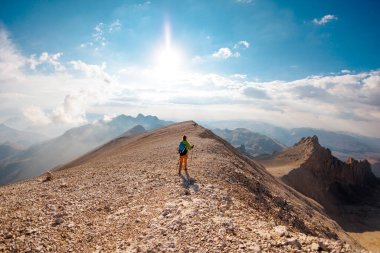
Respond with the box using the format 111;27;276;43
0;121;362;252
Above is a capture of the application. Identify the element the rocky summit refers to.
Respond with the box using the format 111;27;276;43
280;135;378;208
259;135;380;252
0;122;364;252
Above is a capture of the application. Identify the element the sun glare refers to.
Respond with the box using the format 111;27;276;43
153;20;184;79
155;47;182;73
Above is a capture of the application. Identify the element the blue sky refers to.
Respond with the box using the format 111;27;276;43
0;0;380;137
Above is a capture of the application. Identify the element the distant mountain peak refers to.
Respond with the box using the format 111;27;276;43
112;114;131;121
296;135;320;147
0;123;48;148
122;125;146;136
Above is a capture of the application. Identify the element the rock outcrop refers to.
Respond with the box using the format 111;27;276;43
0;123;364;252
281;135;379;207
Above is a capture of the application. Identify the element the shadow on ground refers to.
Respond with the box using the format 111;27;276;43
179;173;200;192
322;185;380;233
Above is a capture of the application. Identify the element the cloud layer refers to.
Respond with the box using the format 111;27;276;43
1;26;380;137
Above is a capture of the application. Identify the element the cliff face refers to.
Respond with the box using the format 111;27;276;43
282;136;379;207
0;123;362;252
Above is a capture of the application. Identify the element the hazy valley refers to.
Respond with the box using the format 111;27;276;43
0;114;171;186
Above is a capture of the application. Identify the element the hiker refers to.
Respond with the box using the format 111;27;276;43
178;135;194;176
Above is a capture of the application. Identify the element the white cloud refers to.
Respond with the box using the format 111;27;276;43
80;42;93;48
28;52;65;71
212;40;249;60
70;60;109;80
81;20;122;51
23;106;51;125
212;48;240;59
0;27;25;80
341;69;351;74
313;14;338;25
136;1;151;8
230;74;247;79
0;26;119;131
234;0;253;4
234;40;250;49
93;22;105;41
50;93;88;124
23;92;94;125
109;19;121;32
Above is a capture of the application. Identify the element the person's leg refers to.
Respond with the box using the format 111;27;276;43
184;156;190;179
179;156;183;175
184;156;188;171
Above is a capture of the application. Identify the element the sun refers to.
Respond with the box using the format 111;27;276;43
154;46;182;75
153;20;184;79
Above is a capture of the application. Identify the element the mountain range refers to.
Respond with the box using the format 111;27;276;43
2;113;380;187
205;120;380;175
0;124;48;148
0;114;171;186
212;128;285;157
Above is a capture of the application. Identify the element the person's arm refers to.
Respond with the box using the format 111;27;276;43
183;140;194;150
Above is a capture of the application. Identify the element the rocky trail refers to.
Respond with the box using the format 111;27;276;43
0;122;365;252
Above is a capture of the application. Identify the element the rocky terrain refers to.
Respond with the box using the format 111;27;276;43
260;136;378;208
0;122;365;252
259;136;380;252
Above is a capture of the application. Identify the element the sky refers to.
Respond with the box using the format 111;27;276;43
0;0;380;137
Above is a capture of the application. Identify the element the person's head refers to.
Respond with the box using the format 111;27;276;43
183;135;187;141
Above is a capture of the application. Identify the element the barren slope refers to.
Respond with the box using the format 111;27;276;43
259;136;380;252
0;122;362;252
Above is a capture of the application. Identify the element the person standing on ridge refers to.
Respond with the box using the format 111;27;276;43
178;135;194;177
